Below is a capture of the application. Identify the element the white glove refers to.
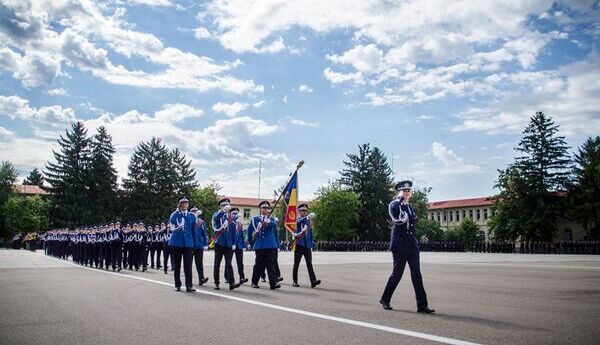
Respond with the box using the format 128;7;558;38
264;218;271;224
232;245;236;250
292;233;298;238
308;212;316;220
223;205;231;212
203;246;208;250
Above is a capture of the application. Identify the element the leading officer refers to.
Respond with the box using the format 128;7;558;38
169;196;196;292
380;180;435;314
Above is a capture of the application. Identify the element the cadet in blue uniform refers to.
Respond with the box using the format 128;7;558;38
380;180;435;314
191;206;209;286
292;204;321;288
163;222;173;274
168;197;196;292
248;201;281;290
231;208;248;284
211;198;240;291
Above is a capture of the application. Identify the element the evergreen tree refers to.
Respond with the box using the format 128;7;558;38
340;144;394;241
412;187;444;241
568;136;600;239
311;182;360;241
86;126;119;224
0;161;18;240
170;147;197;197
189;182;221;233
44;122;92;227
455;217;480;243
490;112;571;241
23;168;44;186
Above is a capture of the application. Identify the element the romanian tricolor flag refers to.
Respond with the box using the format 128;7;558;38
283;171;298;234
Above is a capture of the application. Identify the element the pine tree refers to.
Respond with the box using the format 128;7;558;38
23;168;44;186
86;126;119;224
568;136;600;239
340;144;394;241
44;122;92;227
170;147;197;197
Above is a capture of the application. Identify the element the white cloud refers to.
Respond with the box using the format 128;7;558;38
282;95;288;103
323;68;364;84
154;103;204;123
327;44;383;74
252;100;266;108
47;88;67;96
0;0;262;94
0;126;14;138
431;142;481;174
211;101;249;117
287;117;318;127
298;84;313;93
119;0;174;7
0;95;76;123
193;27;211;39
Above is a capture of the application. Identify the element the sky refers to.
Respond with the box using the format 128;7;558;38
0;0;599;202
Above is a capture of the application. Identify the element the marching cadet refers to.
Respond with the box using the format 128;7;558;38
291;204;321;288
380;180;435;314
163;222;173;274
149;225;157;269
155;223;164;270
247;200;281;290
231;207;248;284
169;196;196;292
140;225;149;272
111;222;123;272
211;198;240;291
191;206;209;286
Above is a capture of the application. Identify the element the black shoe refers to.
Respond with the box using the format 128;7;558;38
229;283;240;291
186;287;196;292
225;280;230;284
199;277;209;286
277;277;284;282
261;278;266;282
417;307;436;314
292;282;299;287
240;278;248;284
117;268;121;272
311;280;321;288
380;299;393;310
175;287;181;291
251;284;260;289
151;265;155;269
164;270;168;274
112;268;115;272
142;268;147;272
214;284;220;290
270;284;281;290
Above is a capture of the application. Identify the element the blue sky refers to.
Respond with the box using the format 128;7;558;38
1;0;599;202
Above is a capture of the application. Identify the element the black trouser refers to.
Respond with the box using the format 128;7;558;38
171;246;193;289
155;246;162;268
112;241;122;269
150;245;156;268
193;249;206;281
214;244;234;285
233;248;245;280
252;249;277;288
141;245;148;269
272;248;281;278
381;250;428;308
292;245;316;283
122;243;129;268
163;245;172;272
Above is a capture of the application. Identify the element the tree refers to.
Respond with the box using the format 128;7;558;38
44;122;92;227
3;195;51;235
123;137;197;224
455;217;480;243
310;182;360;241
410;186;444;241
85;126;119;224
340;143;394;241
23;168;44;186
568;136;600;239
189;182;221;233
490;112;571;241
0;161;18;240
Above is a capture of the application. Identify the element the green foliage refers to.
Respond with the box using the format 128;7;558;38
3;195;51;235
23;168;44;186
310;182;360;241
340;143;394;241
490;112;571;241
568;136;600;239
444;228;460;241
44;122;92;227
0;161;18;238
417;218;445;241
189;182;221;233
455;217;480;243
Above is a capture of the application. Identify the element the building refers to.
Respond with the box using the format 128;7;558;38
13;184;49;196
427;196;586;241
226;196;309;226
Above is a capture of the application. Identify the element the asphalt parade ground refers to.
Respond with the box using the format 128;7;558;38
1;250;599;345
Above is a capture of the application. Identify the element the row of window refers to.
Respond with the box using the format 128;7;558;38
429;208;490;223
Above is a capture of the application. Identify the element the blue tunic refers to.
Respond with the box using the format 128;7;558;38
247;215;278;250
295;216;314;249
168;210;196;248
388;198;418;253
193;218;209;249
211;210;235;248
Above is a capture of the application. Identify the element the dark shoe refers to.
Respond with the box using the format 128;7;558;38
277;277;284;282
199;277;209;286
380;299;393;310
311;280;321;288
186;287;196;292
417;307;436;314
164;270;168;274
292;282;299;287
142;268;147;272
229;283;240;291
175;287;181;291
112;268;115;272
251;284;260;288
214;284;220;290
117;268;121;272
270;284;281;290
261;278;267;282
240;278;248;284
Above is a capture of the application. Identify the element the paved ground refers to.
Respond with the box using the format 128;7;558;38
1;249;599;345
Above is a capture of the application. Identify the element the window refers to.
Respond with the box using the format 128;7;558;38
449;212;453;222
469;210;473;219
476;209;481;220
443;212;447;222
456;210;460;222
437;212;440;222
243;208;251;219
483;208;488;220
462;210;466;219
